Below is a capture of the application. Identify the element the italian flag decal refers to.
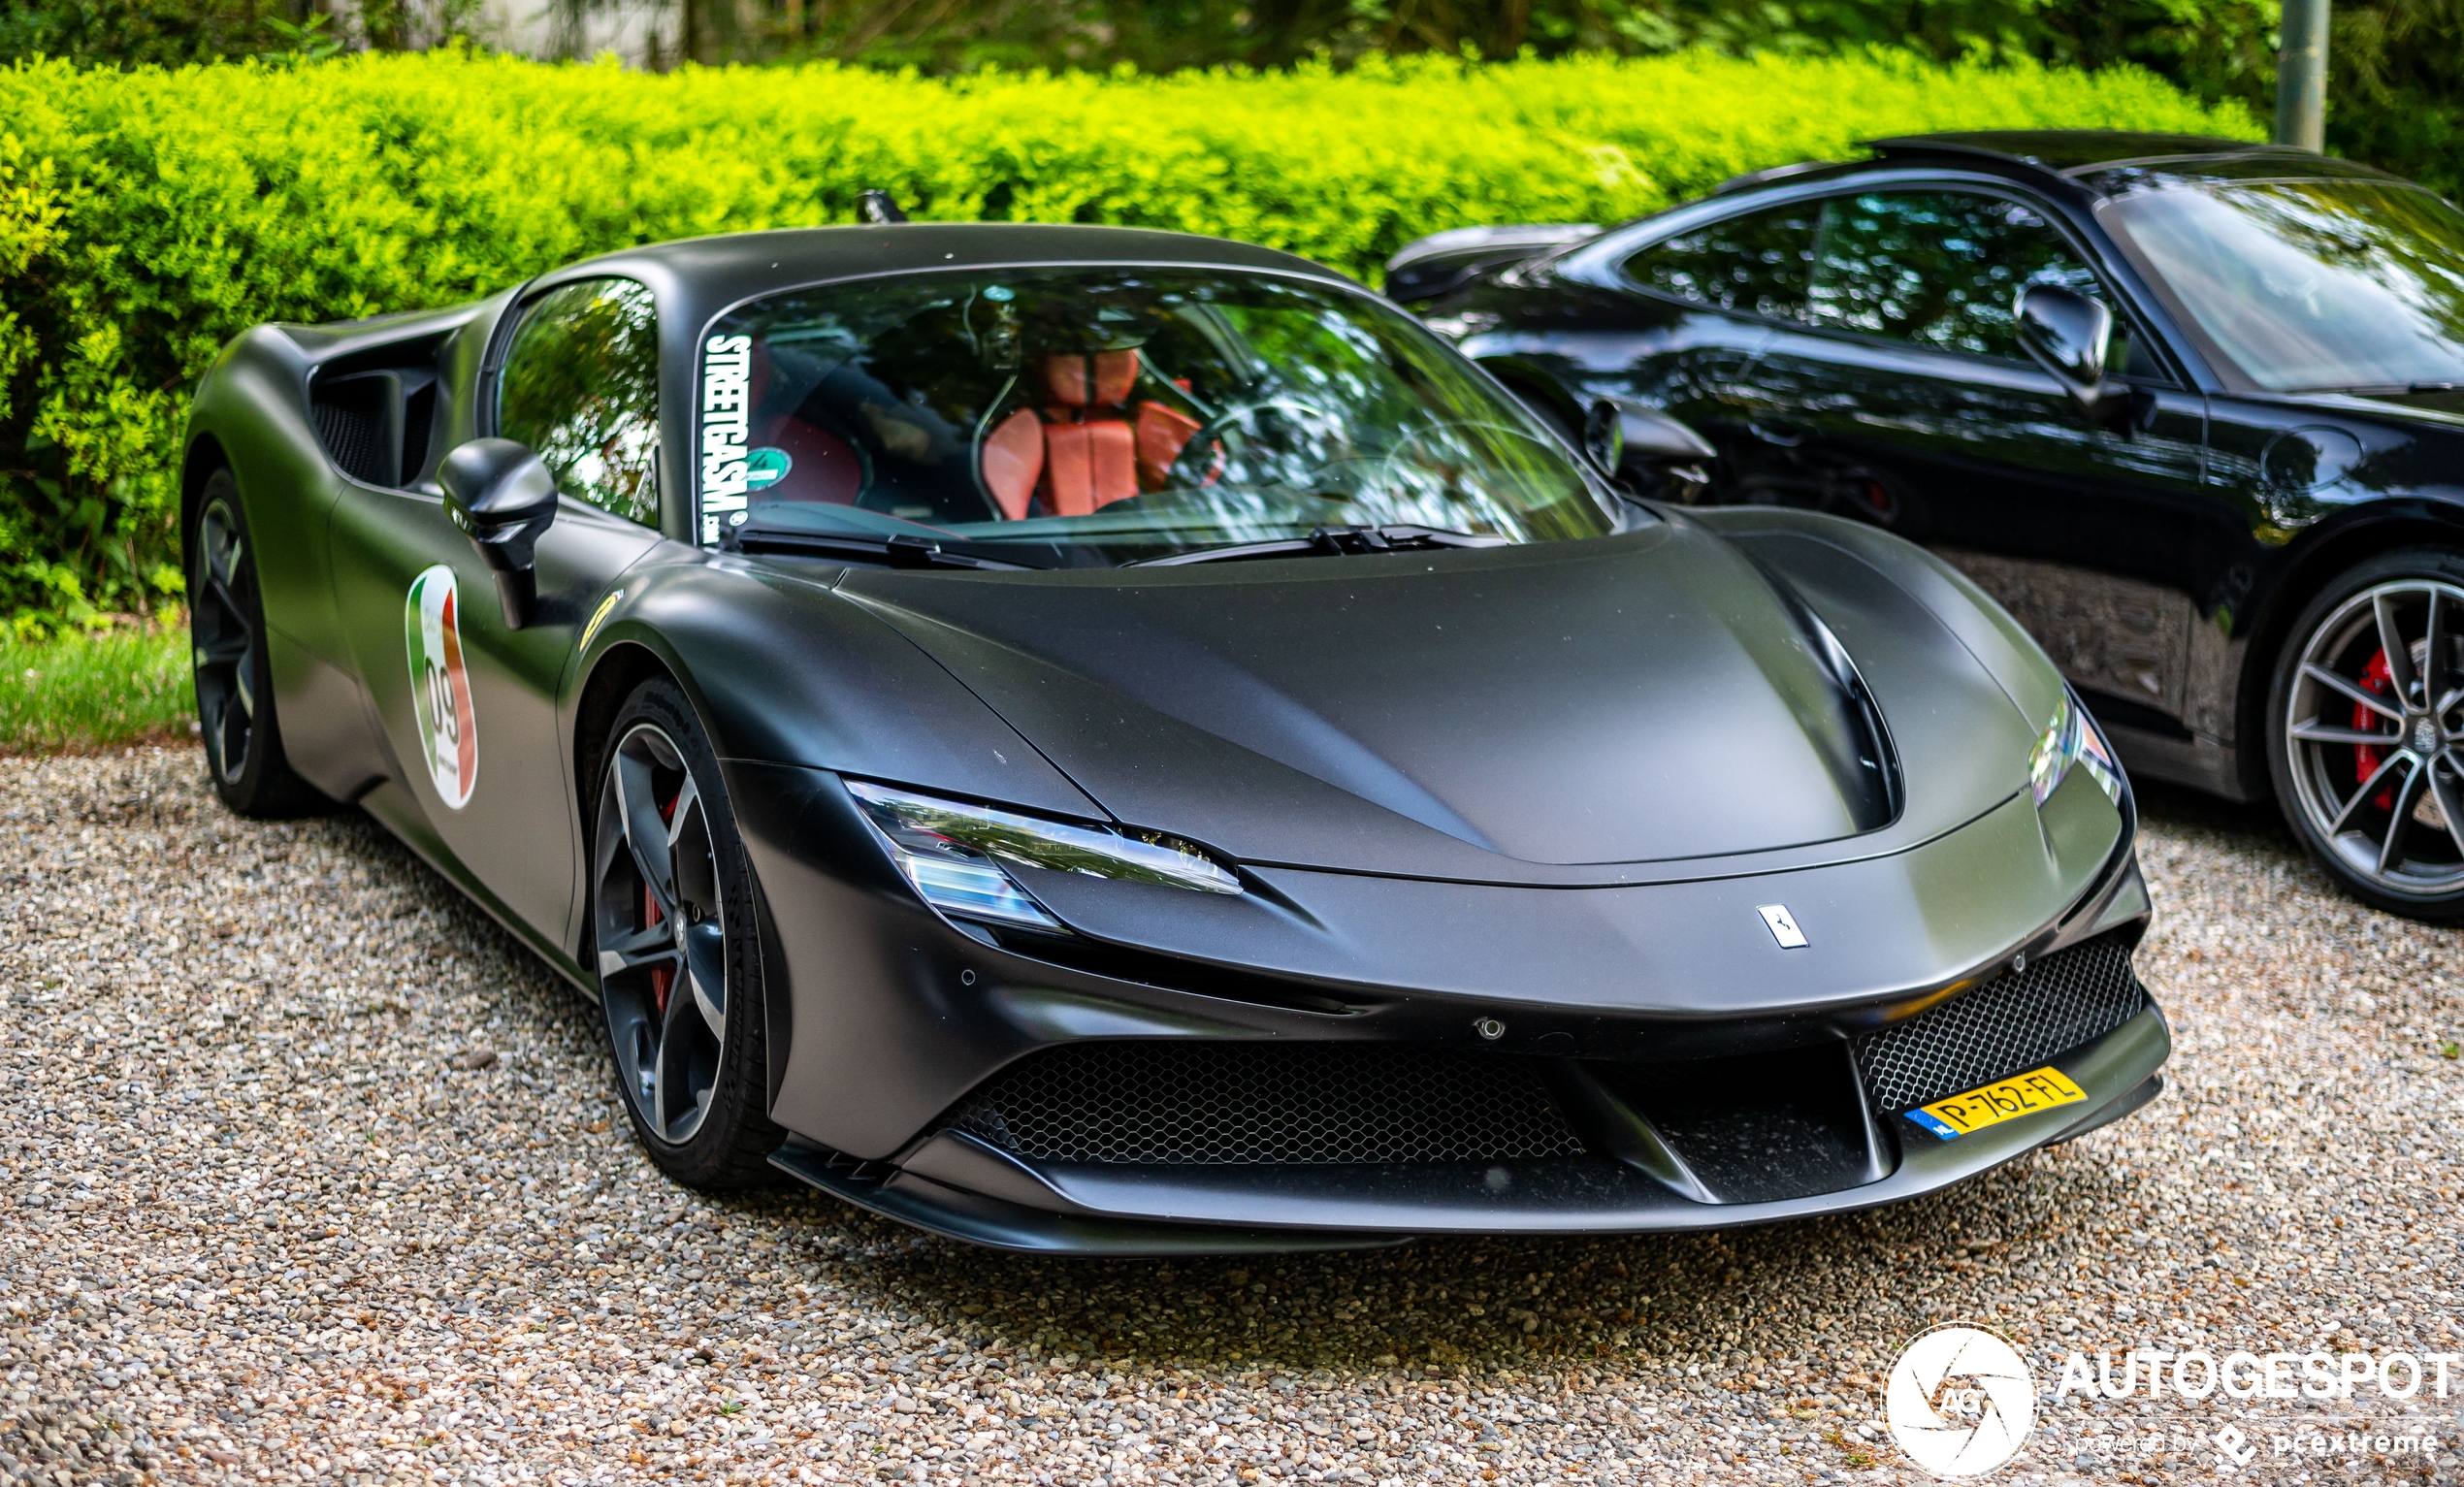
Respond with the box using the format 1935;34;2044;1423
405;565;479;809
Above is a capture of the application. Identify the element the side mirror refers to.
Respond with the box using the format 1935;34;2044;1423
1585;397;1717;501
438;438;558;629
2015;284;2130;423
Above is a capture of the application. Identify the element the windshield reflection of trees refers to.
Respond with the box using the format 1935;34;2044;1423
721;269;1609;563
2109;182;2464;392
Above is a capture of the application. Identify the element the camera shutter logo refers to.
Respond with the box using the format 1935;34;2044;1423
405;565;479;809
1886;1323;2036;1477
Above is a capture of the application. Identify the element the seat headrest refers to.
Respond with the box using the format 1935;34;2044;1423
1043;349;1140;407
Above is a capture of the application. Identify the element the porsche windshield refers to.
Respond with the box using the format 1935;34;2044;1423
695;266;1614;565
2100;179;2464;393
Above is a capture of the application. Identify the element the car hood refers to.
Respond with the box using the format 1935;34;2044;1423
832;522;1977;882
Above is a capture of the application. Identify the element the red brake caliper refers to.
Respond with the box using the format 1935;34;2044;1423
643;791;680;1017
2353;648;2396;810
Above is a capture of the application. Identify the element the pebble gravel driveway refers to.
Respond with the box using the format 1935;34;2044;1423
2;749;2460;1487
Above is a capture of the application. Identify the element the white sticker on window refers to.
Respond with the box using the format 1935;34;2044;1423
699;333;753;544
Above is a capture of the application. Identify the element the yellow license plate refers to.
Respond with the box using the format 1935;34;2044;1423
1903;1065;2086;1140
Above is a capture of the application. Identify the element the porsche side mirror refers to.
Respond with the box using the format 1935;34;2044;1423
2015;284;2130;425
439;438;558;629
1585;397;1717;502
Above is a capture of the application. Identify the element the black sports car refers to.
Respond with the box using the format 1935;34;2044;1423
1393;131;2464;921
182;221;2162;1253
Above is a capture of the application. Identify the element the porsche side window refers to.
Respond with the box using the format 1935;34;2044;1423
1806;191;2116;365
498;277;660;526
1620;204;1818;320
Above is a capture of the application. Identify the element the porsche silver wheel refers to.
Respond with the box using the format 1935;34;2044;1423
192;497;258;785
594;720;730;1146
2281;576;2464;899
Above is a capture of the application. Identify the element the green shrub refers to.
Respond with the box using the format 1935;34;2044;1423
0;48;2255;624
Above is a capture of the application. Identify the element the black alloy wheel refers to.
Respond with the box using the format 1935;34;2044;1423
2270;549;2464;921
591;678;781;1186
188;470;322;817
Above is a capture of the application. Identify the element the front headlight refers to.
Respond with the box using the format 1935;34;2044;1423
2028;692;2122;807
846;781;1242;930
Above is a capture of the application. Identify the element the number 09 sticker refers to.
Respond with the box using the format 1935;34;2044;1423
405;565;479;809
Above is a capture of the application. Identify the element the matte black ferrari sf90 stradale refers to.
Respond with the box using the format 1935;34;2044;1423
182;222;2164;1253
1392;131;2464;921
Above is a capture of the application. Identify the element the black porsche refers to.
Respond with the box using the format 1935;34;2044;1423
1392;131;2464;921
181;221;2162;1252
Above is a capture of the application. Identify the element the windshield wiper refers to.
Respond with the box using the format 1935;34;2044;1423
1133;524;1510;567
721;520;1038;570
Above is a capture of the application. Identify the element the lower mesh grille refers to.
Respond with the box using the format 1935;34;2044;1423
952;1042;1587;1165
1857;935;2146;1112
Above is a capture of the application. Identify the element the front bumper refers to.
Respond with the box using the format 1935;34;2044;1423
772;1006;2168;1254
731;758;2161;1254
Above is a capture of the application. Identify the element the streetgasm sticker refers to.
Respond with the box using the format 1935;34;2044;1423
405;565;478;809
700;334;753;543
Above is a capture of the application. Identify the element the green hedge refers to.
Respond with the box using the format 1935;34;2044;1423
0;48;2256;626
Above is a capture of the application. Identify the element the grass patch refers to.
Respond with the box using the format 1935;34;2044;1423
0;623;195;753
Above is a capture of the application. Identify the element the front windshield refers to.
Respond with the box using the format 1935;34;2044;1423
2101;179;2464;393
694;266;1613;566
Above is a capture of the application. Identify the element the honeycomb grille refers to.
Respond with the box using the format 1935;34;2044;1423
1857;936;2146;1112
952;1042;1587;1165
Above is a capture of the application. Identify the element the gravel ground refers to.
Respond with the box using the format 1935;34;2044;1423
2;748;2460;1487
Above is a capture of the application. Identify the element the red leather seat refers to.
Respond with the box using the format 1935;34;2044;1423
728;338;865;505
1134;402;1203;488
979;350;1205;520
754;414;864;504
982;408;1044;521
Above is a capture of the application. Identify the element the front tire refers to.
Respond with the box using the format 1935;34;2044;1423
188;470;325;818
591;677;782;1187
2268;548;2464;921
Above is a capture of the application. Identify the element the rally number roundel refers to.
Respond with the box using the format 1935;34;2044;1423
405;565;479;809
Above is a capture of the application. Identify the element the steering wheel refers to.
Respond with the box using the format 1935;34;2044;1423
1162;398;1330;489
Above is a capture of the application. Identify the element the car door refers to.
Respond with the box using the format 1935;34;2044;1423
1451;199;1815;458
1728;186;2220;738
330;275;668;946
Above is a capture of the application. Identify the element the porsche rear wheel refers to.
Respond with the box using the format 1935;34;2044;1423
189;471;324;818
591;678;781;1186
2269;549;2464;921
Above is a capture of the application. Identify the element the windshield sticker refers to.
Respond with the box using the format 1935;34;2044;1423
700;333;754;543
744;447;792;491
405;565;478;810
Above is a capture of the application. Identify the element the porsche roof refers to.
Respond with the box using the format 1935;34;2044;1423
1864;130;2410;191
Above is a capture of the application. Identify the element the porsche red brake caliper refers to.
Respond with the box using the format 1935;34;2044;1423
2354;648;2396;808
644;789;680;1017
